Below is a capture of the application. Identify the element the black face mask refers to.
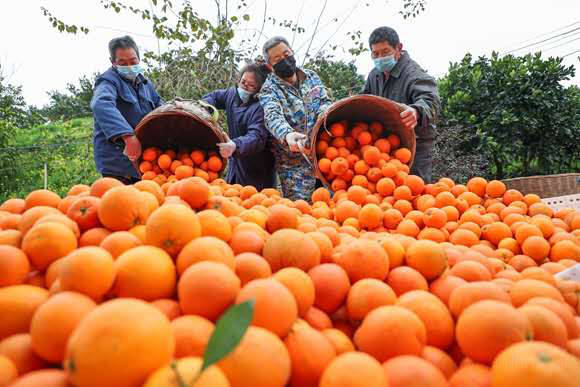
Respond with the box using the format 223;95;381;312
273;55;297;78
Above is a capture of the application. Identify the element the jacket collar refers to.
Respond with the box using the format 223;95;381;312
389;51;409;79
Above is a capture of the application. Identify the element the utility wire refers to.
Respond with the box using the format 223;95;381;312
501;26;580;55
500;19;580;52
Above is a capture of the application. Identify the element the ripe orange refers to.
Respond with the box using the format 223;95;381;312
262;229;321;272
178;261;240;321
354;305;426;362
456;300;533;364
308;264;351;314
236;278;298;338
171;315;214;358
64;299;174;387
59;247;116;301
346;279;396;321
383;355;449;387
491;341;580;387
334;239;389;282
319;352;388;387
405;240;447;281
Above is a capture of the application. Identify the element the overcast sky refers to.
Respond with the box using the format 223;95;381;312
2;0;580;106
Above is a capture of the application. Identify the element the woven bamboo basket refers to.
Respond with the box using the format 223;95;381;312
134;100;228;175
309;95;416;187
502;173;580;198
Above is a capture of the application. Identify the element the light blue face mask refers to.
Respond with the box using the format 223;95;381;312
237;86;253;104
116;64;143;81
374;55;397;73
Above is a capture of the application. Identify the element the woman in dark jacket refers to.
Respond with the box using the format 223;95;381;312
203;64;276;190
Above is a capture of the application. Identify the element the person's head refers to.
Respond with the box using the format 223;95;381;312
369;27;403;72
109;35;140;66
262;36;297;79
237;63;268;103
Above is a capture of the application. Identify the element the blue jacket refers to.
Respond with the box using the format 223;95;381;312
203;87;275;190
91;67;163;178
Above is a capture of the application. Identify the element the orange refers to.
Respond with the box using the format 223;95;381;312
450;260;492;282
304;307;333;330
0;334;47;376
335;239;389;282
178;261;240;321
99;231;142;259
448;281;510;318
143;356;229;387
394;148;412;164
176;236;235;275
235;252;272;286
491;341;580;387
171;315;214;358
0;245;29;287
456;300;533;364
262;229;321;272
521;236;550;262
150;299;181;321
449;364;491;387
383;355;449;387
449;229;480;247
114;246;176;301
518;305;568;348
421;346;457;379
236;278;298;338
354;305;426;362
510;279;564;307
24;189;61;210
64;299;174;387
346;279;396;321
405;240;447;281
322;329;355;355
0;355;17;386
307;231;334;263
218;326;291;387
396;290;455;350
284;324;337;387
525;297;579;339
230;230;265;255
550;240;580;261
178;177;210;209
98;186;150;231
319;352;388;387
30;292;96;363
0;285;49;340
514;223;543;245
386;266;429;296
429;275;468;306
308;263;350;314
59;247;115;301
66;196;101;232
21;222;77;271
273;268;316;317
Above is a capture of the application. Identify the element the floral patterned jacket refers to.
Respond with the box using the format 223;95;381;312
259;68;333;164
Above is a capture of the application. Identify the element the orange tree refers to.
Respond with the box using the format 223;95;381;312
438;52;580;179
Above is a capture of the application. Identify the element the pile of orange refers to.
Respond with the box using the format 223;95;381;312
139;146;224;185
315;120;413;193
0;172;579;387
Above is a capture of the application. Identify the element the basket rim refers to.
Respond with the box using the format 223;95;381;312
309;94;416;188
501;173;580;182
135;109;228;143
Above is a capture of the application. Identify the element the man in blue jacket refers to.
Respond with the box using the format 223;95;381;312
203;63;276;190
91;35;163;184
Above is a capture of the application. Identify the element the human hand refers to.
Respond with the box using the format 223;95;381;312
122;134;142;162
218;140;236;158
285;132;307;153
399;104;418;131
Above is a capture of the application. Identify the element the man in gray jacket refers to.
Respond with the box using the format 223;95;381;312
362;26;440;183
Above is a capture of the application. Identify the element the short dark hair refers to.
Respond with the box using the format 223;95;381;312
369;27;400;48
239;63;269;90
108;35;140;61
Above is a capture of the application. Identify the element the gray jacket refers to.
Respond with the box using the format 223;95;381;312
362;51;440;141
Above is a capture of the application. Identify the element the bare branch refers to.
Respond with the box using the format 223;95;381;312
302;0;328;66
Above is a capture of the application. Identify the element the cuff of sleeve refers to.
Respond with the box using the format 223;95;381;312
232;138;242;157
278;128;292;144
110;131;134;143
410;104;426;127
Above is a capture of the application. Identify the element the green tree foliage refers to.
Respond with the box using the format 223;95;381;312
41;74;97;121
439;52;580;179
305;55;365;100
